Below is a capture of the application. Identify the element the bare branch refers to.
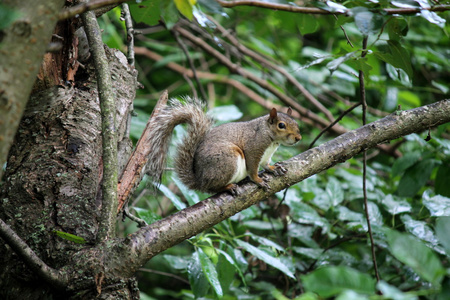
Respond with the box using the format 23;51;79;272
0;219;68;289
117;91;169;214
216;0;450;16
205;18;335;122
59;0;126;20
81;7;118;241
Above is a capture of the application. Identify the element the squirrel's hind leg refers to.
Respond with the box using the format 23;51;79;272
194;143;247;194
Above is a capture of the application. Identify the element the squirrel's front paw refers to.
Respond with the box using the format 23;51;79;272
254;176;271;191
266;163;287;176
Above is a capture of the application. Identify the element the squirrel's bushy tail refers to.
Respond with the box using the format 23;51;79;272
146;97;214;189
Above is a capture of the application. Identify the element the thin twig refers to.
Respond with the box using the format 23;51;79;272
309;102;361;149
139;268;190;284
0;219;68;290
173;30;208;100
133;46;308;123
359;36;380;283
201;18;335;122
81;5;118;241
333;14;354;48
173;25;338;130
121;3;135;67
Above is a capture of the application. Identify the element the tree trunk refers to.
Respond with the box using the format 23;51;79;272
0;41;137;299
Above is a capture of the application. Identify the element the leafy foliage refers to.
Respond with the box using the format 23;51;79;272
102;0;450;299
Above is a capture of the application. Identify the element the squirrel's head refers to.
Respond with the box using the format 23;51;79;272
268;107;302;146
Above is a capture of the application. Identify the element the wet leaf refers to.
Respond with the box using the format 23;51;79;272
301;266;376;297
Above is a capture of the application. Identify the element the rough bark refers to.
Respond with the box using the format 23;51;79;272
0;44;136;299
0;0;65;179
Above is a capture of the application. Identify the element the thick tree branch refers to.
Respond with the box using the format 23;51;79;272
0;0;65;179
0;219;68;290
81;8;118;241
109;99;450;276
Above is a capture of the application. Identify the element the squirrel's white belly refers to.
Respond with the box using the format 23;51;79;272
260;143;279;167
228;155;247;184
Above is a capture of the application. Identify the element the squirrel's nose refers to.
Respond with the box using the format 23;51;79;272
295;134;302;142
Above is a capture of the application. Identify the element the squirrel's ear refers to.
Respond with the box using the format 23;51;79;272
269;108;277;124
287;107;292;116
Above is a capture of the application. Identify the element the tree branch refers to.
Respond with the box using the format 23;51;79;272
81;7;118;241
117;91;169;213
0;0;65;179
0;219;68;290
59;0;125;20
216;0;450;15
110;99;450;276
133;47;308;123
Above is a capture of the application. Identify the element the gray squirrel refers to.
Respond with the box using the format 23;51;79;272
146;98;302;195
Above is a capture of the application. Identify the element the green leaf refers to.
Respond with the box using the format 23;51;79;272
386;230;445;285
188;252;210;297
391;151;421;177
172;176;200;205
387;40;413;79
174;0;195;21
423;194;450;217
53;230;87;244
420;11;445;28
336;290;370;300
160;0;180;29
197;248;223;297
375;40;413;80
435;163;450;197
217;248;247;286
381;194;412;215
133;207;161;224
436;217;450;256
129;0;161;26
326;51;358;74
387;17;409;41
377;281;418;300
326;177;344;206
351;7;384;36
397;159;437;197
157;182;186;210
216;252;235;294
245;233;285;252
297;14;319;35
301;266;376;298
209;105;243;124
235;239;295;279
400;215;438;246
163;254;190;270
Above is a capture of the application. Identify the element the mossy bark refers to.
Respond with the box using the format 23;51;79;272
0;45;136;299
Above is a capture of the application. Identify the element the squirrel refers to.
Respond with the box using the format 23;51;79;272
146;97;302;195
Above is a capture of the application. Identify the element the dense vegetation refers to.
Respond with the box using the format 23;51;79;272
100;1;450;299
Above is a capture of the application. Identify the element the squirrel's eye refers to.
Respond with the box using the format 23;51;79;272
278;122;286;129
